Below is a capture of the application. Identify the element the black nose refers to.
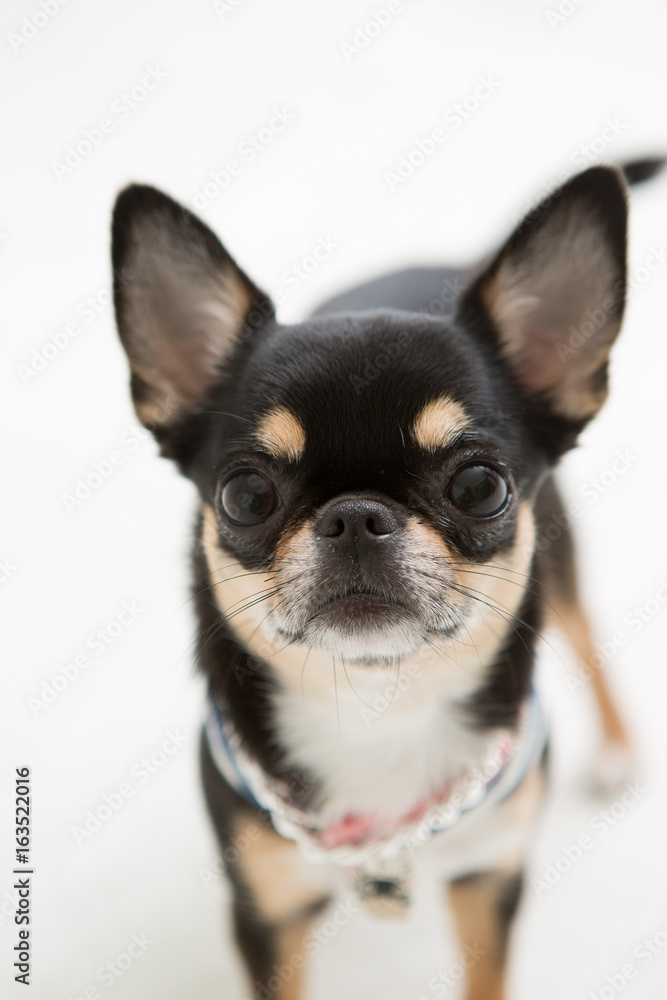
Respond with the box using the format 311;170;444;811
315;498;400;540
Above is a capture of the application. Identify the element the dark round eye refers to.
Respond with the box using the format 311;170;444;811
448;464;510;518
220;471;277;525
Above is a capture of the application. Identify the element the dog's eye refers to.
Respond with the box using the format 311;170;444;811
448;464;510;518
220;471;277;525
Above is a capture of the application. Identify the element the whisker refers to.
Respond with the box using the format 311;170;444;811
333;656;340;738
223;590;282;622
196;410;253;423
300;645;313;703
444;581;572;690
340;655;379;711
386;656;402;707
423;635;470;673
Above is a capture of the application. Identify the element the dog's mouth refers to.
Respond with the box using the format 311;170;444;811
314;587;405;614
309;589;414;628
275;588;450;662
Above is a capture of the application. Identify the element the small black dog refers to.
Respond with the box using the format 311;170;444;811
111;157;662;1000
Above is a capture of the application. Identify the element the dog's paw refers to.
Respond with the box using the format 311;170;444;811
587;740;637;797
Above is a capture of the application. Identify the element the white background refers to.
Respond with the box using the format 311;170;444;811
3;1;667;997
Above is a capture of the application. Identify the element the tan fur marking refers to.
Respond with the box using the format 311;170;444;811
136;400;166;425
452;502;536;668
411;396;471;452
447;875;510;1000
233;814;327;926
255;407;306;462
481;270;539;364
499;761;544;831
201;505;341;691
272;919;312;1000
402;516;454;559
550;595;629;747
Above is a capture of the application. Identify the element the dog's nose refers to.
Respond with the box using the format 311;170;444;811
315;498;400;541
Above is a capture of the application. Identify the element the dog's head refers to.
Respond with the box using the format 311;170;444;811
111;168;627;673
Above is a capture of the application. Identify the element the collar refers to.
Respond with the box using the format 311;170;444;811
205;688;547;869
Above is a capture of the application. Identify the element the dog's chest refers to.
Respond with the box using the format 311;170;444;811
272;659;490;821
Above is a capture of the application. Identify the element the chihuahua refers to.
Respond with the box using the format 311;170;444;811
111;157;662;1000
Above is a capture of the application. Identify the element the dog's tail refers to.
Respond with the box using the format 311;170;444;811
620;156;665;187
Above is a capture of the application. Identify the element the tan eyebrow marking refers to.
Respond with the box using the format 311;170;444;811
254;406;306;462
411;396;471;452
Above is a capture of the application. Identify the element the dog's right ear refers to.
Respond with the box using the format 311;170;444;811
457;166;628;447
111;185;272;430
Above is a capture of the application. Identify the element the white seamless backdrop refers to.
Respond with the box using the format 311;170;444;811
3;1;667;998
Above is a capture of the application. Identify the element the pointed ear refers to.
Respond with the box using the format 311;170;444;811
458;166;628;424
111;185;272;428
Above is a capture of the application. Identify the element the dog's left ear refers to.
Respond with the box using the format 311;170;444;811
458;166;628;428
111;184;272;430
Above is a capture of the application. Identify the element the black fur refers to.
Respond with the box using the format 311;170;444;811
464;582;542;731
495;871;525;962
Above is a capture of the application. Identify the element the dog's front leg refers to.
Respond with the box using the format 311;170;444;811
446;869;523;1000
201;737;330;999
229;812;331;1000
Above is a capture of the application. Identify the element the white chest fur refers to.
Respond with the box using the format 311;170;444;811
272;642;497;822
